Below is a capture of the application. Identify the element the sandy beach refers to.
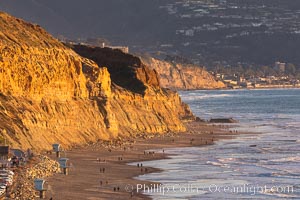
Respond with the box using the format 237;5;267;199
45;122;239;200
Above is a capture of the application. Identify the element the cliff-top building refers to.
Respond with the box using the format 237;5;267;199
274;62;286;72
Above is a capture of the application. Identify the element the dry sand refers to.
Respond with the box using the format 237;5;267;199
45;122;240;200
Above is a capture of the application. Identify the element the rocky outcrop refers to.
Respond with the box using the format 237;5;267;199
143;57;226;90
209;118;238;123
0;12;194;151
10;155;60;199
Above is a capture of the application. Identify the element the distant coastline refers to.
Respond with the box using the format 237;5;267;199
179;85;300;91
250;85;300;89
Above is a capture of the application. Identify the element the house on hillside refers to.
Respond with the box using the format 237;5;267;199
274;62;286;72
0;146;9;160
0;146;10;168
101;43;129;53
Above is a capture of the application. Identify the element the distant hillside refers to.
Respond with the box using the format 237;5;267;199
1;0;300;69
142;57;225;90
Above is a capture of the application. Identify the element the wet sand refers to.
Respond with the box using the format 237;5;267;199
45;122;240;200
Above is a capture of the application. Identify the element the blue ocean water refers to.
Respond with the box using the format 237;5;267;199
133;89;300;199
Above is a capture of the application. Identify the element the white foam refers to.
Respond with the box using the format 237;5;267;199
180;93;232;101
206;161;231;169
263;189;298;198
270;157;300;163
217;157;237;163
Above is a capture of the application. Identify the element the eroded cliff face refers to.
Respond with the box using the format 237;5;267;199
71;45;160;95
0;12;193;151
143;57;226;90
72;45;194;133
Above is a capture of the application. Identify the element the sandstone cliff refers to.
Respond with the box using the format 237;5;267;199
71;45;160;95
142;57;225;90
0;12;194;151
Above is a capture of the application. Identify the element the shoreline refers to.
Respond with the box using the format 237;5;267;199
180;86;300;91
44;122;243;200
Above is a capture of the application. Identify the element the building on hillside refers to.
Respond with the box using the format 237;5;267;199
274;62;286;72
101;43;129;53
0;146;9;160
0;146;10;168
223;75;238;85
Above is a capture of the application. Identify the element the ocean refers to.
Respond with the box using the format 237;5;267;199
133;89;300;199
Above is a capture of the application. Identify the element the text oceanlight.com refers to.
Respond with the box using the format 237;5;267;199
135;183;294;196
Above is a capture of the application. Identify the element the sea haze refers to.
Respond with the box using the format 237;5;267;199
133;89;300;199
